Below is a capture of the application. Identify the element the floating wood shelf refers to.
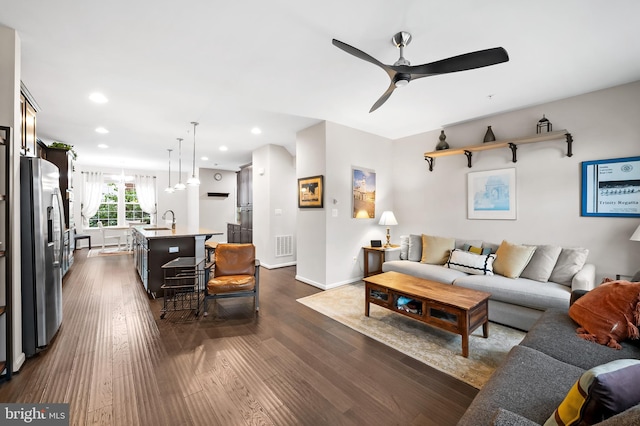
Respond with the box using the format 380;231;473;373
423;130;573;171
207;192;230;197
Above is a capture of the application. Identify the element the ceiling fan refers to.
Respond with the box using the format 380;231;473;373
332;32;509;112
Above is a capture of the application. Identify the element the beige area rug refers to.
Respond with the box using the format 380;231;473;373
87;248;133;258
297;282;525;389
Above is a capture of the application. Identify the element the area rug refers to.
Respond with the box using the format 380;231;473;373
297;282;525;388
87;248;133;258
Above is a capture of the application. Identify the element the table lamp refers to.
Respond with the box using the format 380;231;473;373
631;224;640;281
379;211;398;248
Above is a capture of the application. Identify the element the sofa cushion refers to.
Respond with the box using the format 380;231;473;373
521;244;562;282
520;309;640;371
420;234;455;264
569;280;640;349
493;240;537;279
407;234;422;262
455;238;483;250
457;345;584;426
549;247;589;286
544;359;640;426
381;260;468;284
399;235;409;260
482;241;500;254
445;249;496;275
454;274;571;311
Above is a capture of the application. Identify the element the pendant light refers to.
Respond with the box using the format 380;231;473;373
174;138;186;191
187;121;200;186
164;149;175;193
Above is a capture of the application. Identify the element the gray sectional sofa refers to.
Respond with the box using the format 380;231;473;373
457;307;640;425
381;235;595;331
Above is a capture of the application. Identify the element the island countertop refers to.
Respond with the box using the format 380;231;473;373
133;225;223;240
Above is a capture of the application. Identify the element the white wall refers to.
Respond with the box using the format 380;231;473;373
253;144;297;268
391;80;640;282
0;25;25;372
296;123;327;287
296;122;394;289
198;167;237;243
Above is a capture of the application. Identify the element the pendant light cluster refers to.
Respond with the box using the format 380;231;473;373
186;121;200;186
166;122;201;193
164;148;174;193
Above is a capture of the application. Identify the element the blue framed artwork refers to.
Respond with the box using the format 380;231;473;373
581;156;640;217
467;168;516;220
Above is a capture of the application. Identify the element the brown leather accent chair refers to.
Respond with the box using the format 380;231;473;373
203;243;259;317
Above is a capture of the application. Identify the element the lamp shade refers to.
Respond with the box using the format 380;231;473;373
631;224;640;242
379;211;398;226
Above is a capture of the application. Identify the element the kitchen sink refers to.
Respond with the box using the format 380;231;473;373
143;226;171;231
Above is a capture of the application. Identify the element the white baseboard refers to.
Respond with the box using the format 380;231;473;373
259;261;297;270
294;275;361;290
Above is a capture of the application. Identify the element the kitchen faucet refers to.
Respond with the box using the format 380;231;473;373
162;209;176;230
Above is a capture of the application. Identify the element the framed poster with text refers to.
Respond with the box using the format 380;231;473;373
581;156;640;217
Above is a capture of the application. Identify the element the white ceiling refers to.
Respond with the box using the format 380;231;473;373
2;0;640;172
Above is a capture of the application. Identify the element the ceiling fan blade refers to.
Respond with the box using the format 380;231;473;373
409;47;509;78
332;39;392;73
369;82;397;113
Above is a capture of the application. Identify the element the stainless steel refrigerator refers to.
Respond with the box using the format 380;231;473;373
20;156;65;357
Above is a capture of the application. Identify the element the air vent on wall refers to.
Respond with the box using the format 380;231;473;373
275;235;293;257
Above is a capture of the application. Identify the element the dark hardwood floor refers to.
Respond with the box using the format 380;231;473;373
0;250;477;425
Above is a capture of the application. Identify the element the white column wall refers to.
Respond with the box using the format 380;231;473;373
0;25;25;371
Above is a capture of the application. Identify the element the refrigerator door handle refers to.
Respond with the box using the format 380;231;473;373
47;206;53;243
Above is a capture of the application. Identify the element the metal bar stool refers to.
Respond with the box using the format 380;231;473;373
74;232;91;250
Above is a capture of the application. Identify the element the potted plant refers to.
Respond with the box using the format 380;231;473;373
49;141;77;160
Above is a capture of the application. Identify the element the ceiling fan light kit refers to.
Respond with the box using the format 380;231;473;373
332;31;509;112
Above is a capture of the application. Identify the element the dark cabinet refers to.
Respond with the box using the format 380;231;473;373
20;93;37;157
236;163;253;207
46;148;74;230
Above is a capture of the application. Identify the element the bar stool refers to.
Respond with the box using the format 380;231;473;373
74;229;91;250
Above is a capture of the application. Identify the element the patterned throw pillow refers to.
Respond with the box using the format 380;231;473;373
445;249;496;275
544;359;640;426
462;243;492;255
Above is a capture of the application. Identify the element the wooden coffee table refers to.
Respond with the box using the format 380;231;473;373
364;271;490;358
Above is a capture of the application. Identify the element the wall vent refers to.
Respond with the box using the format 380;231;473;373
275;235;293;257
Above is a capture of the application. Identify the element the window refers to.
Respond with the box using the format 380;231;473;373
89;179;150;227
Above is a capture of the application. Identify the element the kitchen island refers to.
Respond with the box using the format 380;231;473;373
132;225;222;298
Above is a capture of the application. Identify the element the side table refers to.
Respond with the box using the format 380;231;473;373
363;245;400;277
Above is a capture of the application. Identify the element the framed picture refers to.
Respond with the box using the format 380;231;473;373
352;167;376;218
581;156;640;217
298;175;324;208
467;168;517;220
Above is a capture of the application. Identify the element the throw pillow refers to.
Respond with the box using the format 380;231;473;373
544;359;640;426
420;234;456;265
445;249;496;275
549;247;589;286
461;243;492;255
407;234;422;262
520;244;562;282
569;280;640;349
399;235;409;260
492;240;537;279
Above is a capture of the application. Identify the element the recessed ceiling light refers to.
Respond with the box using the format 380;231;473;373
251;127;262;135
201;156;209;161
97;144;108;149
89;92;108;103
219;146;228;151
95;127;109;134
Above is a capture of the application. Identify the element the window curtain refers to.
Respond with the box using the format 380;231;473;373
135;175;157;223
81;171;104;228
